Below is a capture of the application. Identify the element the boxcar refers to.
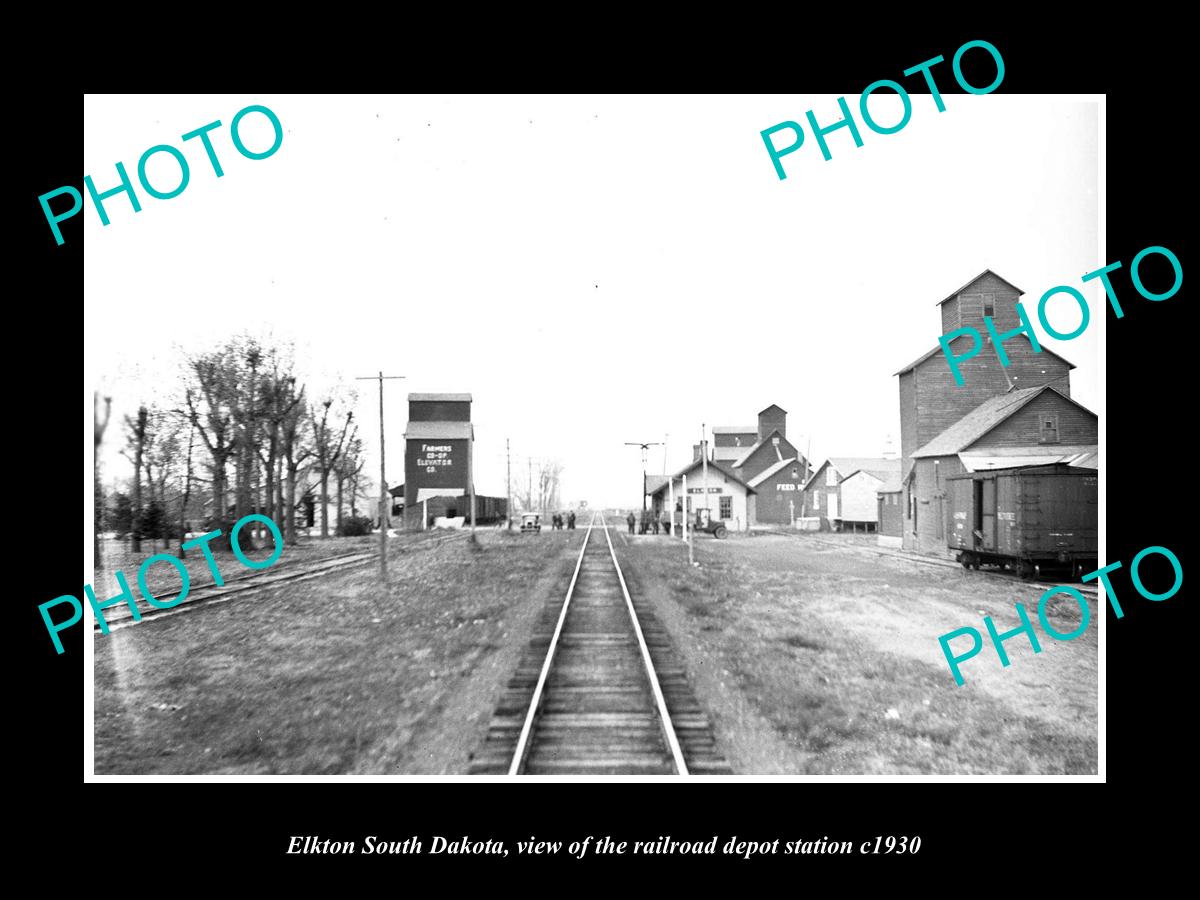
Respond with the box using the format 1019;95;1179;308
946;464;1097;578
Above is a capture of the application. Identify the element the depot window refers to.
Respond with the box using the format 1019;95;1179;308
719;496;732;519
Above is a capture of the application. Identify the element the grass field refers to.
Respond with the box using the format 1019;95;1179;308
93;529;584;774
615;532;1098;775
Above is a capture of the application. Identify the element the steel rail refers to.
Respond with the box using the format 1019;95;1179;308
599;515;689;776
507;514;598;775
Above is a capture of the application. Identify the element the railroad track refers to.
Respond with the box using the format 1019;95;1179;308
96;531;468;631
760;529;1099;599
469;514;730;775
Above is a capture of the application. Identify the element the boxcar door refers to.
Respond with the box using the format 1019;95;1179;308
981;477;997;550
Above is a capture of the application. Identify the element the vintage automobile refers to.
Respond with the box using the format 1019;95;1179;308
520;512;542;533
668;507;728;539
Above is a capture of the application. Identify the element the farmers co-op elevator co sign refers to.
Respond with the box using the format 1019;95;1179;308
418;443;457;475
409;440;469;489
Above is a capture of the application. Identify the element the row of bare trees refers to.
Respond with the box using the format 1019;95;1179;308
514;459;565;513
95;336;368;562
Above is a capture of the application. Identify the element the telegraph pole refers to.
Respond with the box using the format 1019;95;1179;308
355;372;405;582
506;438;512;529
701;423;710;519
625;441;662;511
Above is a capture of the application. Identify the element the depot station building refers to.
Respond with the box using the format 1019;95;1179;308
647;405;813;531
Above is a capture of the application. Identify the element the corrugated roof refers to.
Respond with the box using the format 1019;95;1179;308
958;445;1098;471
404;421;473;439
747;457;802;488
408;393;472;402
892;336;1076;376
1065;449;1098;469
911;387;1047;458
935;269;1025;306
711;425;757;435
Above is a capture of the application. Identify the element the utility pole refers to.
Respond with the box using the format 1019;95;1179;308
800;433;813;519
701;423;710;520
355;372;405;583
506;438;512;529
528;457;533;511
468;426;476;541
625;441;662;511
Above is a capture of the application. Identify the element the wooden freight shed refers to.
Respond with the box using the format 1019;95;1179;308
894;270;1080;554
799;457;897;531
837;461;901;532
876;480;903;547
907;384;1097;558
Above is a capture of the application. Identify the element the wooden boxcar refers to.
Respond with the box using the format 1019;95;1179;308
946;464;1097;578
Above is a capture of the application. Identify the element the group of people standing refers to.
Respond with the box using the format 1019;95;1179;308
625;508;673;535
551;511;576;530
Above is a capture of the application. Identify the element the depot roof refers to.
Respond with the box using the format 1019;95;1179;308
648;458;757;496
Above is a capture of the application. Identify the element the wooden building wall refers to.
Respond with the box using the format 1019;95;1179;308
939;271;1023;334
970;391;1097;448
877;491;903;538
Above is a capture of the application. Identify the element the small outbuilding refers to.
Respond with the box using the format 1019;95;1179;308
876;479;903;547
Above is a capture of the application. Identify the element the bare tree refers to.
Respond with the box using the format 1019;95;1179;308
184;346;240;548
177;415;196;558
94;393;112;566
257;364;303;526
231;340;264;523
121;406;150;554
310;398;354;539
536;459;565;513
334;430;363;531
280;383;311;543
142;408;183;550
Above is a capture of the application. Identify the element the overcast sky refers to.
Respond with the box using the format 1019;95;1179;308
85;94;1099;508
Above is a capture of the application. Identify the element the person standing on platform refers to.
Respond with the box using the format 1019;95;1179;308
626;511;636;534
